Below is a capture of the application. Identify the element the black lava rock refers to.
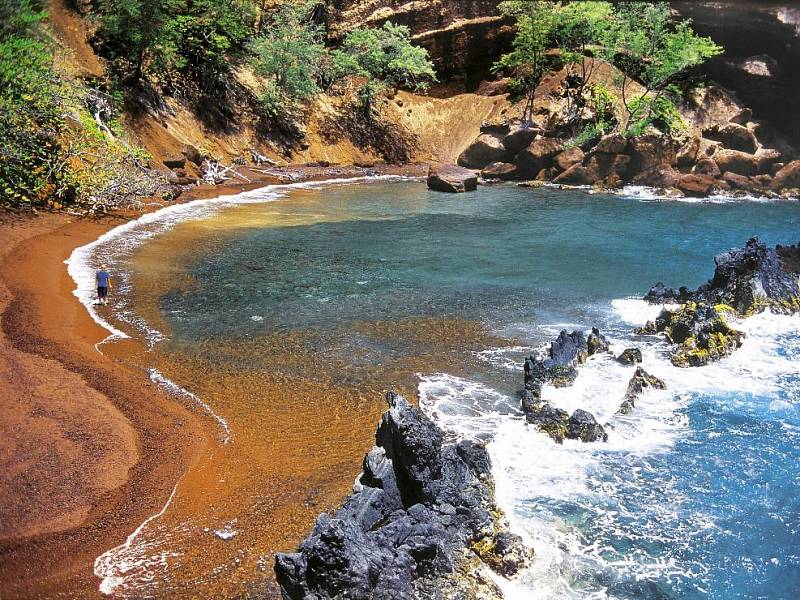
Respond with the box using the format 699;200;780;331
275;392;525;599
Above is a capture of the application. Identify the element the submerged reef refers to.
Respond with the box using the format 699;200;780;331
641;237;800;366
275;392;532;600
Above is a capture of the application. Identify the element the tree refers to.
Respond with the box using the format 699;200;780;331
555;1;613;124
94;0;174;82
0;0;63;205
328;22;436;114
604;1;722;134
492;0;561;126
248;1;327;116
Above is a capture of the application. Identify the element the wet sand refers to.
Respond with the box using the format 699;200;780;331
0;165;428;598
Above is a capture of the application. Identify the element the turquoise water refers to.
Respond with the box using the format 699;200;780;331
112;181;800;599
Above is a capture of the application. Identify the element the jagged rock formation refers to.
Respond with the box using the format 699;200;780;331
521;329;609;443
639;238;800;367
619;367;667;414
275;392;532;600
640;302;745;367
644;238;800;315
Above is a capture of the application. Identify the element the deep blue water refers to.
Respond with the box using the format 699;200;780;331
118;181;800;599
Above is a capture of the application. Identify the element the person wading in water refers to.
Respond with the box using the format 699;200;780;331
96;264;111;305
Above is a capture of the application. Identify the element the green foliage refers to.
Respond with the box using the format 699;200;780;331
626;91;685;137
603;1;722;133
0;0;62;205
248;1;326;117
331;23;436;92
95;0;255;88
493;0;561;123
589;82;618;126
567;121;605;149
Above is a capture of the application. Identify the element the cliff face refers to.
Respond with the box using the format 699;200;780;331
325;0;512;93
677;1;800;149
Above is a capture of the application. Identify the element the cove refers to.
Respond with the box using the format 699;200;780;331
92;180;800;598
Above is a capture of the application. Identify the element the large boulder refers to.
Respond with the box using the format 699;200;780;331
616;348;643;366
627;134;677;174
514;137;564;179
703;123;758;153
275;392;528;599
457;134;508;169
770;160;800;191
553;146;585;171
677;173;719;197
427;164;477;193
502;127;539;156
714;149;762;176
587;327;610;356
593;133;628;155
631;165;679;189
566;409;608;443
654;302;745;367
480;162;518;180
693;158;721;177
553;164;597;186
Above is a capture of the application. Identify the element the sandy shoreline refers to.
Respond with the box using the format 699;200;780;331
0;165;425;598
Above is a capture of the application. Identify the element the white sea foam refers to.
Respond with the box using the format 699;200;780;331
94;483;180;596
149;368;231;444
418;299;800;597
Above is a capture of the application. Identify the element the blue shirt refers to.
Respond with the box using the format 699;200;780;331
96;270;110;287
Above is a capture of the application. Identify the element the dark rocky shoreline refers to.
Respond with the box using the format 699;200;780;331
275;392;531;599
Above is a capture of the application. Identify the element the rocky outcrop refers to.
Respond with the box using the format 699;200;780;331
513;137;564;179
639;238;800;366
587;327;610;356
644;237;800;315
521;329;608;443
454;62;797;196
523;329;587;399
275;392;532;600
618;367;666;414
654;302;745;367
480;162;517;180
770;160;800;191
427;164;478;193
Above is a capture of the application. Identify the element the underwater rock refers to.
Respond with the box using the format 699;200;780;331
275;392;530;600
616;348;643;366
619;366;667;414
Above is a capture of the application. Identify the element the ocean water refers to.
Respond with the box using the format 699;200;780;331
74;180;800;598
